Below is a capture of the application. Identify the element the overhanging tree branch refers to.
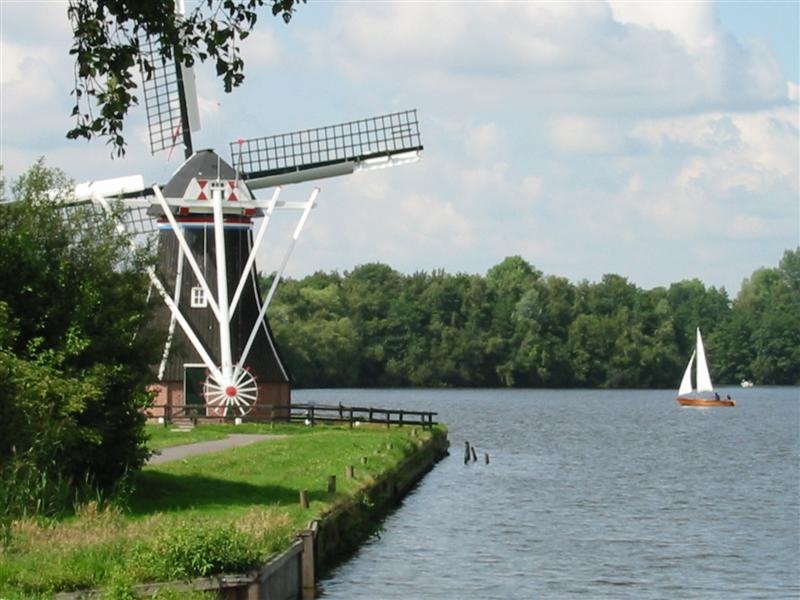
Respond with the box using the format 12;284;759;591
67;0;304;157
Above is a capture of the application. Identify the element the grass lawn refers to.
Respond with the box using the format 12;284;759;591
0;423;443;598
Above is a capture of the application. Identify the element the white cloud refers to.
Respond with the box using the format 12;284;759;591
0;39;60;114
609;1;719;50
323;2;790;117
520;175;543;200
465;122;504;160
240;29;282;69
632;107;799;193
730;214;771;238
549;116;623;154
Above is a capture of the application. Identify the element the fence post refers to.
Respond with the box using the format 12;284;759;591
310;405;315;427
299;529;316;600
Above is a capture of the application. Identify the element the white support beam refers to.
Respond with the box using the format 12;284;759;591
153;186;221;320
211;179;234;382
93;194;222;381
229;186;281;318
239;188;319;368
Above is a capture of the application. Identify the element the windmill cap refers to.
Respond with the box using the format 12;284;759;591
160;149;237;199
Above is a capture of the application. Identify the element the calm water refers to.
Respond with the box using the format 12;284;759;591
295;387;800;599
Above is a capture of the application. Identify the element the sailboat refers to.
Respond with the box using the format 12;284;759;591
676;328;735;407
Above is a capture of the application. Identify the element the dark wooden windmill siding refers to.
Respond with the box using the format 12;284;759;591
151;221;291;417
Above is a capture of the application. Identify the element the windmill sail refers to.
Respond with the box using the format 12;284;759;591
138;1;200;158
231;110;423;189
678;350;695;396
695;328;714;393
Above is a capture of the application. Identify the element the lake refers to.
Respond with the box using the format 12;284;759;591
293;387;800;599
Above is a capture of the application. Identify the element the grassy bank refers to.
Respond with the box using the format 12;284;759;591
0;423;445;598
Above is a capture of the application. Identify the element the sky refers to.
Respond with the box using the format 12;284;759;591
1;0;798;295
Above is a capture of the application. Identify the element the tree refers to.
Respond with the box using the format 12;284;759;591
67;0;305;155
0;161;159;517
725;249;800;384
268;275;360;387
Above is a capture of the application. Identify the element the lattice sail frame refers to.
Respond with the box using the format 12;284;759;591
230;110;423;189
138;4;200;157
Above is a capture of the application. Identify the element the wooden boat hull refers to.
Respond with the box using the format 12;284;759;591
676;397;735;407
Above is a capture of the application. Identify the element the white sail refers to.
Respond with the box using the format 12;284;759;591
695;328;714;393
678;350;695;396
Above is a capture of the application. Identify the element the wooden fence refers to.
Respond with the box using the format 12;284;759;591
148;402;438;429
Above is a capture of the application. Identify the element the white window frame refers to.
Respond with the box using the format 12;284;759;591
190;285;208;308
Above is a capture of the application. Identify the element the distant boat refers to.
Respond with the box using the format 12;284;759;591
676;328;735;407
740;379;754;388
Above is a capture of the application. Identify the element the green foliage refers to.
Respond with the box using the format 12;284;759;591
154;524;261;578
0;161;159;522
266;250;800;389
67;0;305;155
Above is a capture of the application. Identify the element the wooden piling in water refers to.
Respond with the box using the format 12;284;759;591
464;441;470;465
470;446;477;462
484;453;490;465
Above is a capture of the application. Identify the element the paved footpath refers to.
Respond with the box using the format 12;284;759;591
147;434;283;465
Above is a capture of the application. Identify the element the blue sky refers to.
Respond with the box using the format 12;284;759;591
1;1;798;295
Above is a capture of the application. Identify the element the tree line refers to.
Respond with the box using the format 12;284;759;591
266;250;800;389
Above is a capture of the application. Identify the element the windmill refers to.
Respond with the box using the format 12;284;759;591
67;4;423;419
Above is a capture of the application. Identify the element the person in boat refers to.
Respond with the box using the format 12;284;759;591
726;394;732;401
714;392;721;401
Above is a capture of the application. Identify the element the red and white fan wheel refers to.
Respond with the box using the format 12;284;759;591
204;367;257;417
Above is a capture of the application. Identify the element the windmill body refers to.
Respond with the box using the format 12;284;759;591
150;150;291;417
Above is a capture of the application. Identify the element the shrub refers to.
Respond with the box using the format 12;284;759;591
154;524;262;578
0;161;159;522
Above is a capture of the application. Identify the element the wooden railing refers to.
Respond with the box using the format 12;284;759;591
147;402;438;429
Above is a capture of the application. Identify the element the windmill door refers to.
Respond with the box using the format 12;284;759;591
184;365;206;408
